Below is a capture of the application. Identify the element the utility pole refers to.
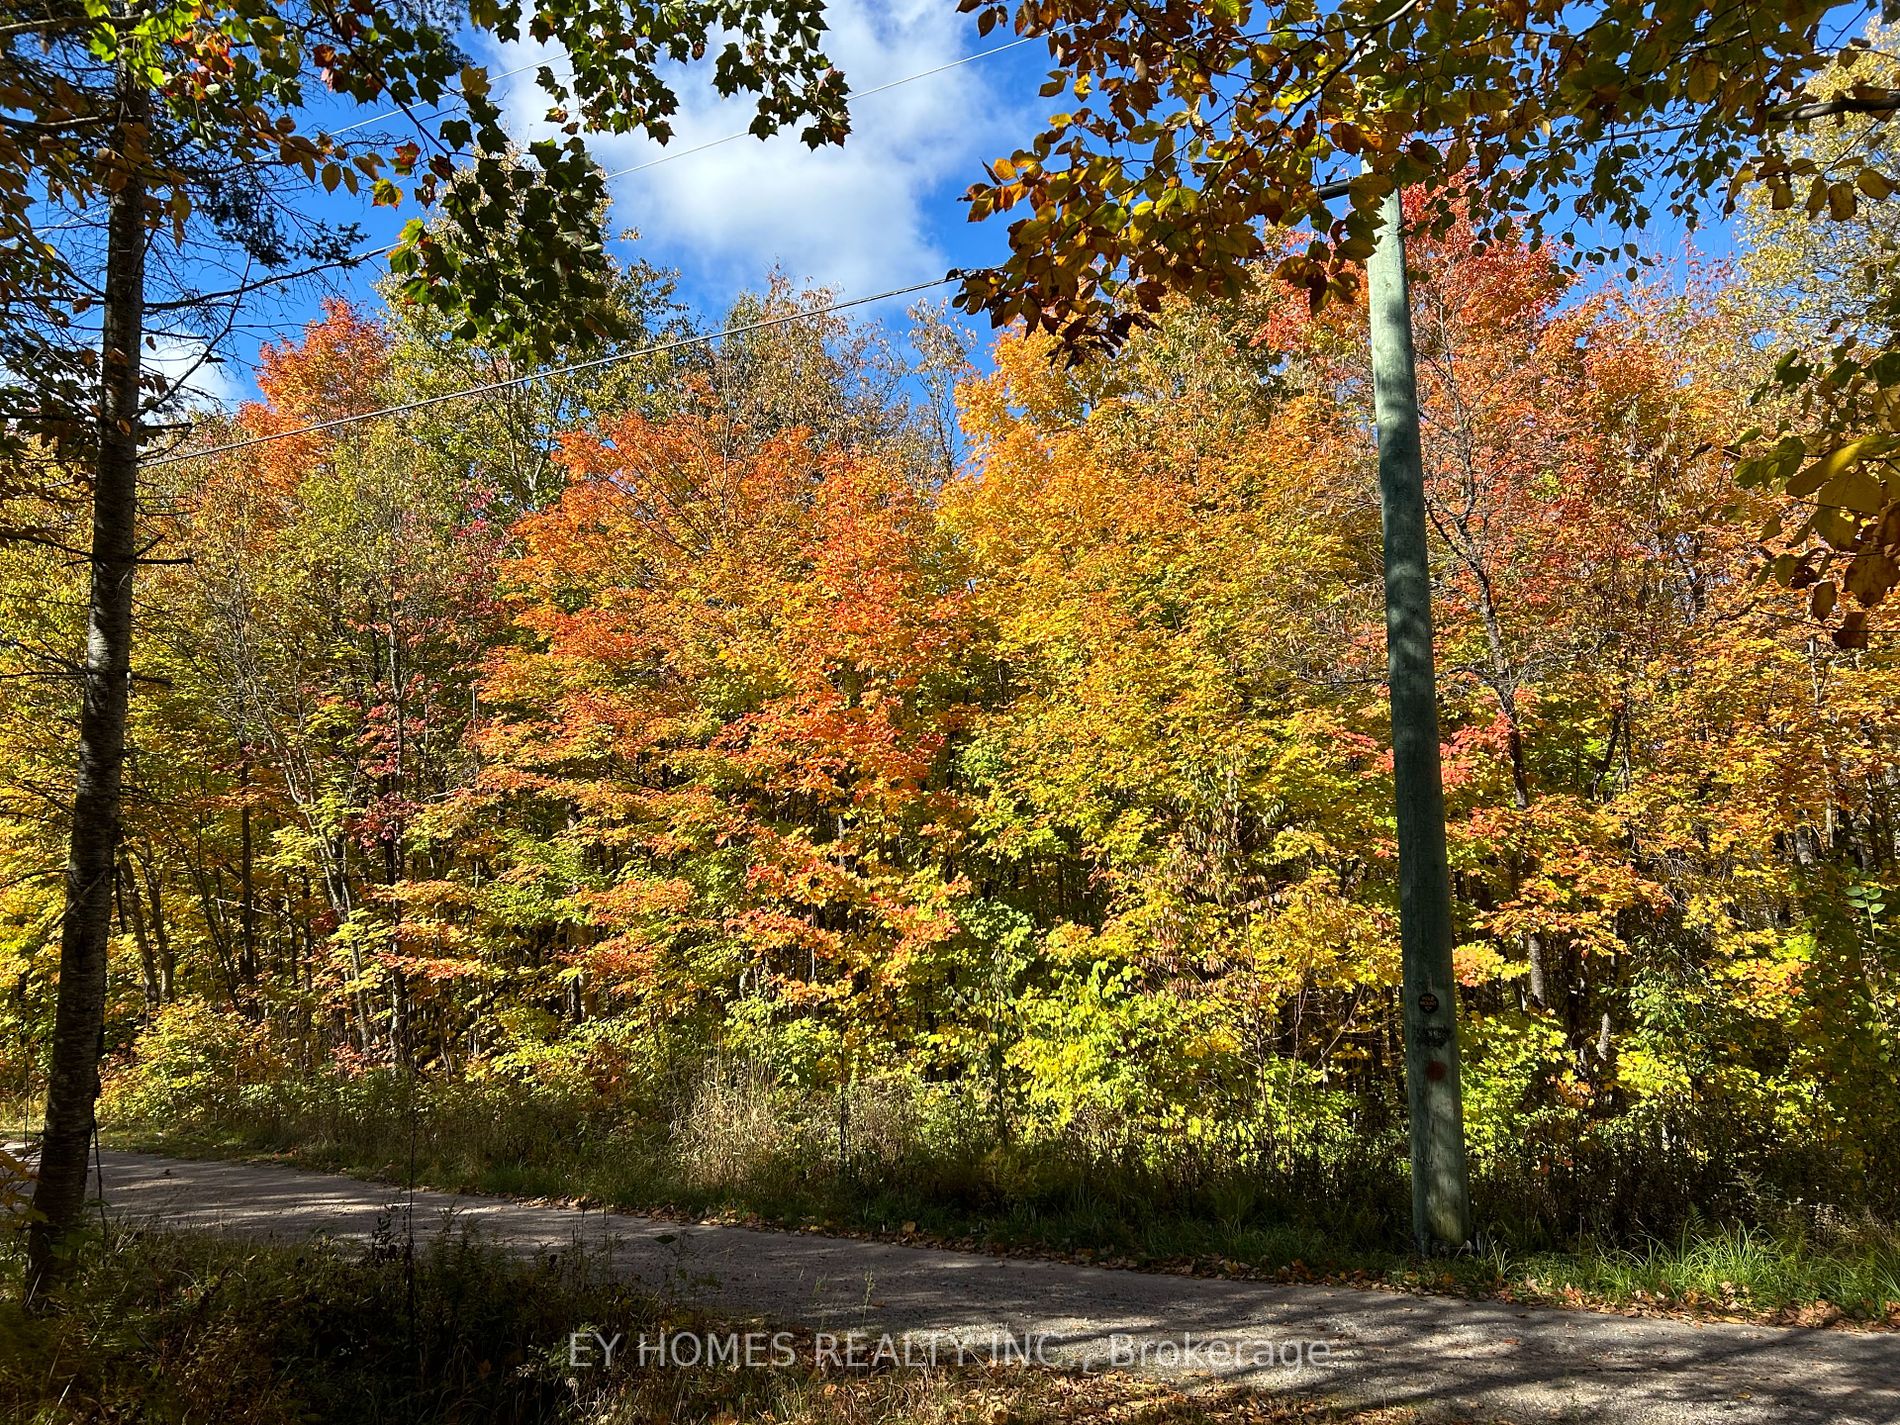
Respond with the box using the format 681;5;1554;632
1364;182;1473;1254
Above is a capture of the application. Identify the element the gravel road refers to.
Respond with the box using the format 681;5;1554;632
87;1148;1900;1424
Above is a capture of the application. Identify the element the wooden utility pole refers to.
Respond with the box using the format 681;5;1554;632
1364;183;1473;1253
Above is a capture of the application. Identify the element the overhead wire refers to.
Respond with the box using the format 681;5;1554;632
145;275;959;465
156;33;1037;420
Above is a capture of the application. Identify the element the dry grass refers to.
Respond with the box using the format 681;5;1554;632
584;1367;1437;1425
671;1057;799;1192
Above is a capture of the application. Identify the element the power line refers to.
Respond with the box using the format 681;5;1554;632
164;39;1031;419
146;276;958;466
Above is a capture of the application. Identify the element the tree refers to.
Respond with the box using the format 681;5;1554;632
944;301;1400;1162
1733;33;1900;650
146;303;507;1057
9;222;1894;1237
375;242;694;512
437;403;982;1076
954;0;1900;627
5;0;852;1296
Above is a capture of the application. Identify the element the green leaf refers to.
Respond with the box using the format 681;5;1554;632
1815;467;1888;515
1787;436;1892;498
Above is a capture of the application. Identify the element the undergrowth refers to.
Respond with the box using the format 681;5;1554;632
98;1063;1900;1328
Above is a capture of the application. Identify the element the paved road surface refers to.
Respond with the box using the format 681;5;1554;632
85;1149;1900;1424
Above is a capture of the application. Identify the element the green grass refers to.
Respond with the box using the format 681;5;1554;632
101;1073;1900;1331
1497;1219;1900;1323
0;1224;1432;1425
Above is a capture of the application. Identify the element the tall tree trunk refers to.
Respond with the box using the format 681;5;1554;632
26;50;148;1300
118;857;159;1009
136;852;175;1002
1473;585;1552;1011
239;756;259;987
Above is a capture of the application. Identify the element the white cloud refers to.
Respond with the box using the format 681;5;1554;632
147;335;244;413
493;0;1023;295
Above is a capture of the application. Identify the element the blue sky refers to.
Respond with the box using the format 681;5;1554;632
185;0;1744;408
191;0;1052;405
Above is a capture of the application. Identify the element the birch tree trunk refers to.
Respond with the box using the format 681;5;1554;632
26;49;148;1300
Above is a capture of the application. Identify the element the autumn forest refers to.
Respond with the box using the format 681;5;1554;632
2;182;1895;1281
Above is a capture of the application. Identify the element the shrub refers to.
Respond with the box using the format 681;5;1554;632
99;999;284;1130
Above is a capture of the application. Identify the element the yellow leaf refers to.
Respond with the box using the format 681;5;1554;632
1811;503;1860;549
1844;551;1898;602
1815;466;1888;515
1787;435;1889;498
1856;168;1895;200
1687;57;1717;104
